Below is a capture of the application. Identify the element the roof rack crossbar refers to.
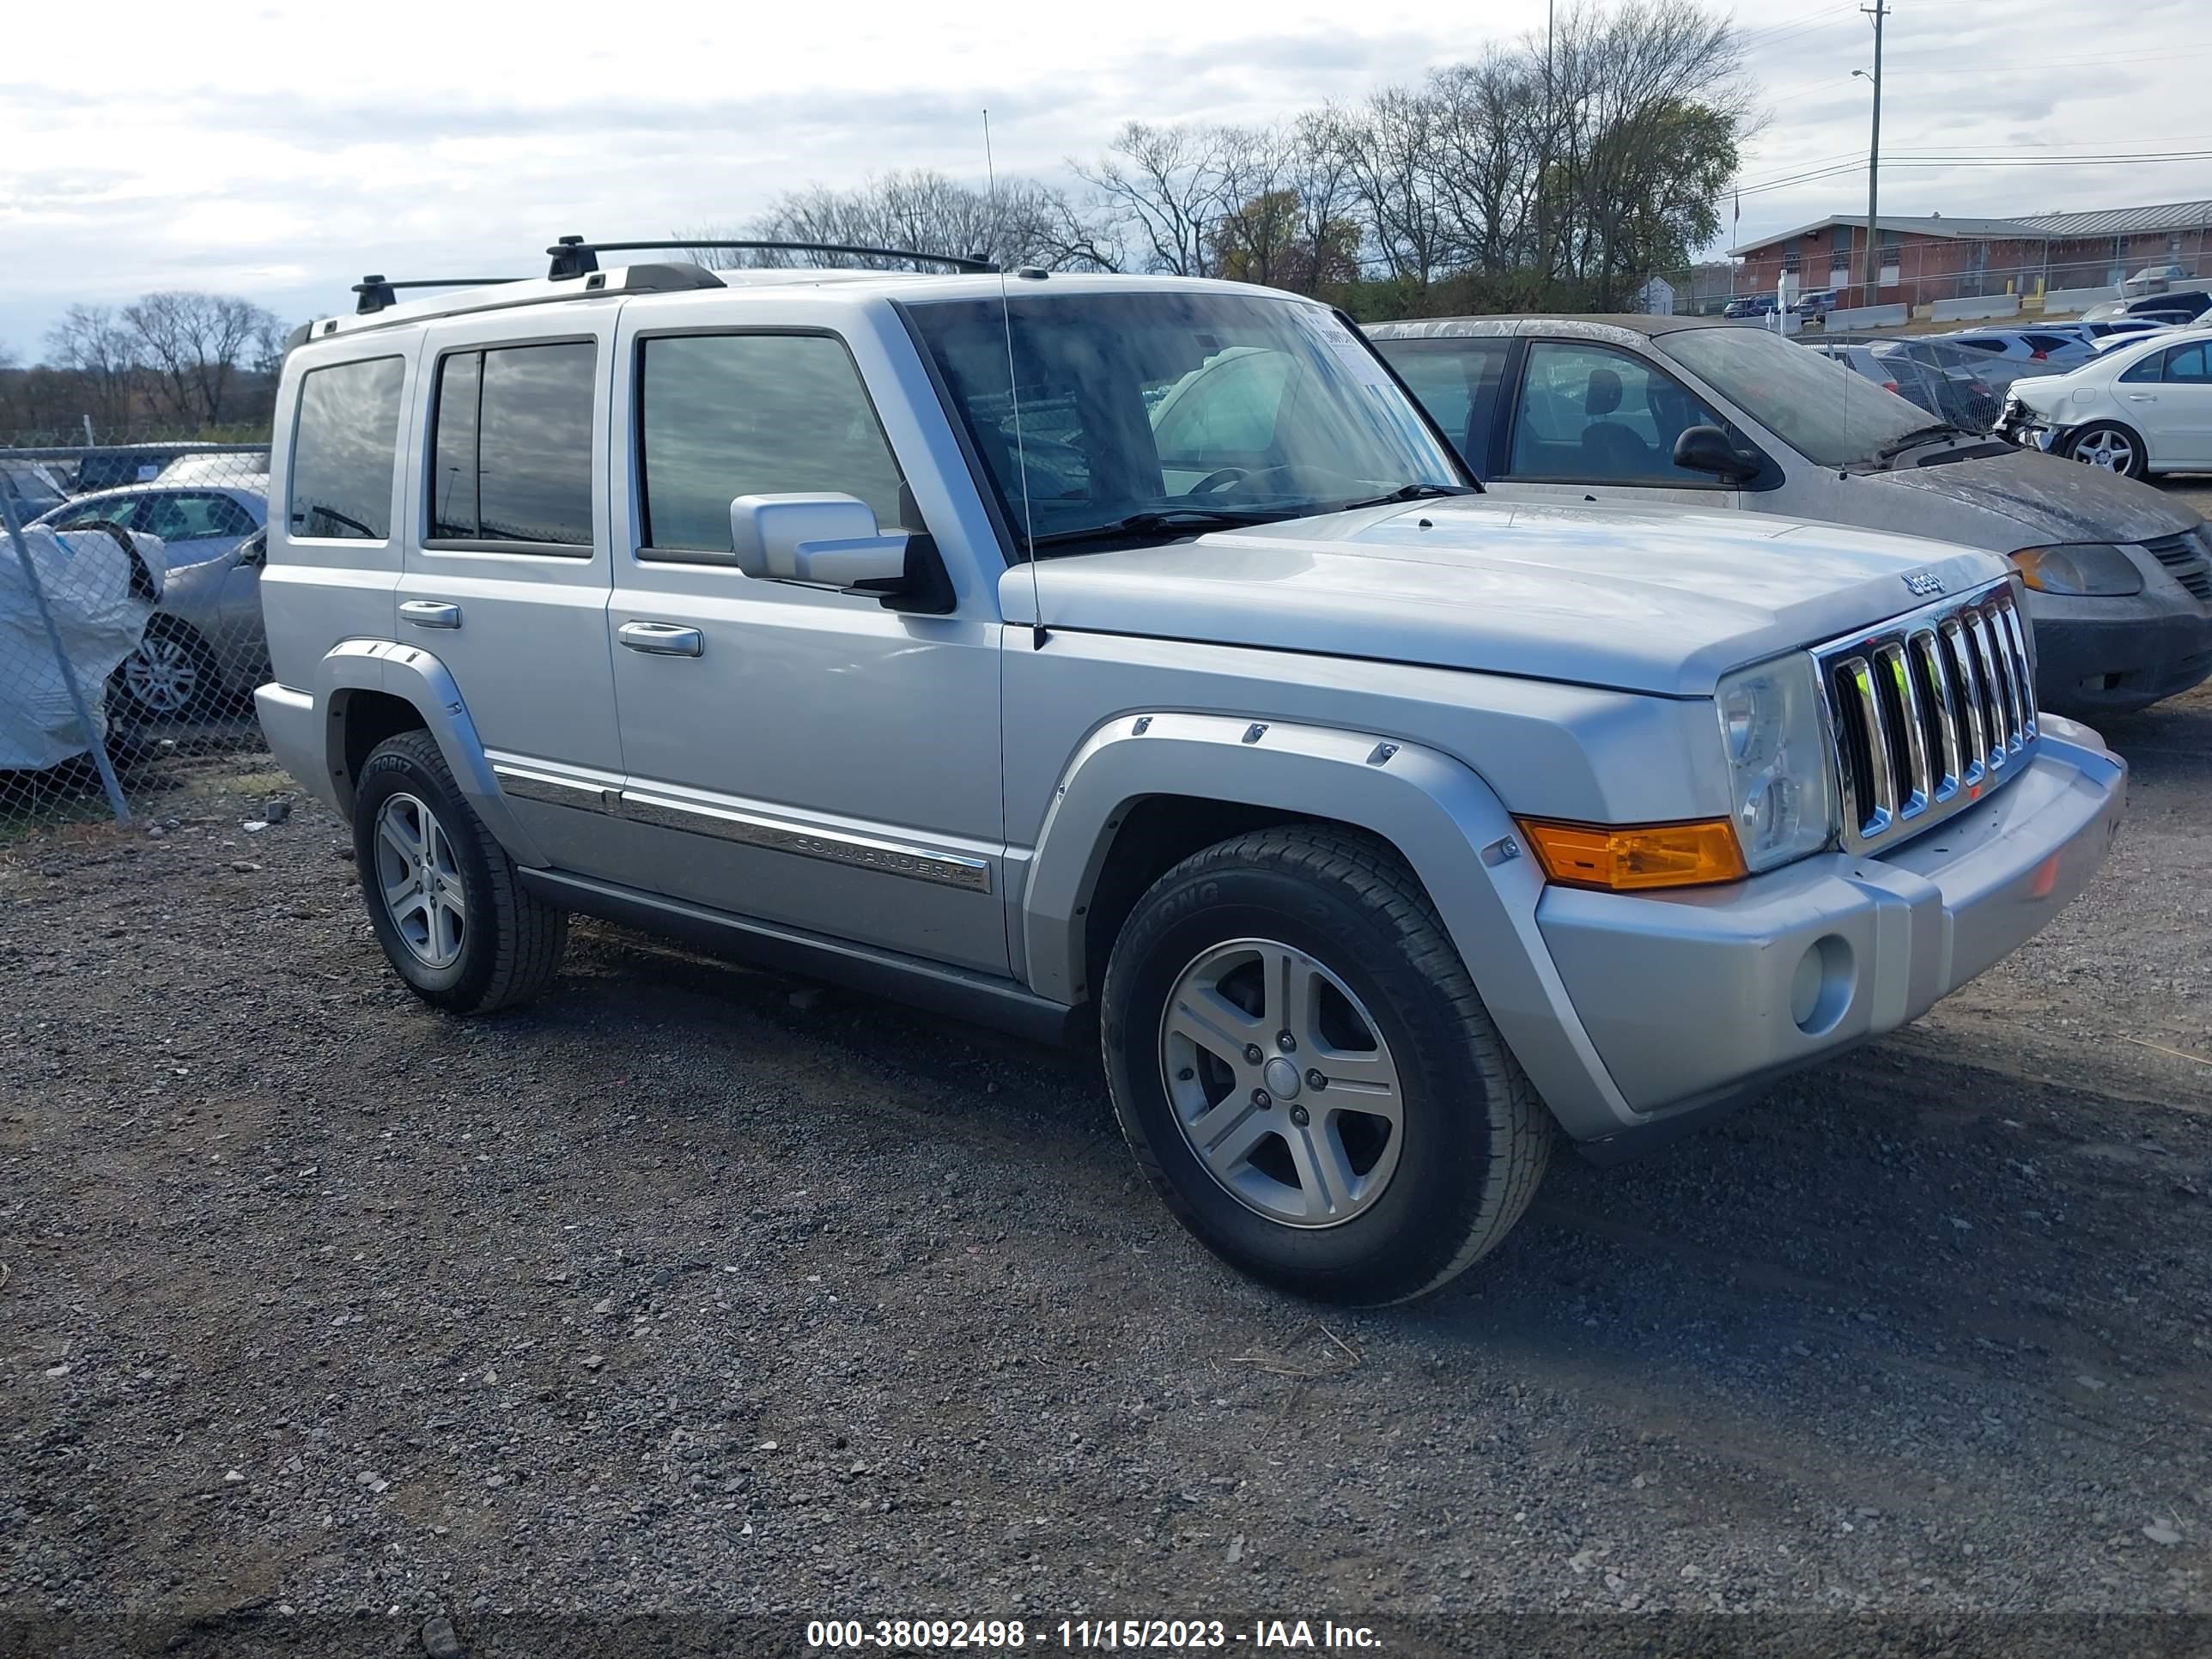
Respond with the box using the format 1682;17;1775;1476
545;235;996;279
354;275;523;315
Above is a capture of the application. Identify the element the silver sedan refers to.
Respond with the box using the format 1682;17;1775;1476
34;486;270;720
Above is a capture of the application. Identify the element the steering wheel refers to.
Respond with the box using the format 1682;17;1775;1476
1188;467;1251;495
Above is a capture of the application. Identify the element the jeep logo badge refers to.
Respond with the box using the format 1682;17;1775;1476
1903;571;1946;597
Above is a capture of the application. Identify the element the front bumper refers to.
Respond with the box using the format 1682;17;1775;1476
1535;724;2124;1153
2027;593;2212;714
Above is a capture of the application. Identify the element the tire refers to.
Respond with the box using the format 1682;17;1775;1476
352;730;567;1013
2063;421;2148;481
111;618;218;720
1100;825;1551;1305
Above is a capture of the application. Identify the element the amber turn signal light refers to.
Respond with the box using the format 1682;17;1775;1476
1515;817;1749;892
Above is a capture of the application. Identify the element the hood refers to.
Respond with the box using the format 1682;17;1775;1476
1012;500;2008;698
1863;445;2199;546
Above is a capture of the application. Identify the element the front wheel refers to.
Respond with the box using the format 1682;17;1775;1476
112;619;218;720
352;730;567;1013
2064;421;2148;480
1100;826;1551;1305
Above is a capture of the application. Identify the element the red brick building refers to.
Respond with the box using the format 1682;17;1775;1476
1727;199;2212;308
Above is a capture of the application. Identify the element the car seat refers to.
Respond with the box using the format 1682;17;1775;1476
1578;368;1654;477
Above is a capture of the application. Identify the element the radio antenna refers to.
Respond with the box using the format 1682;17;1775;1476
985;107;1044;648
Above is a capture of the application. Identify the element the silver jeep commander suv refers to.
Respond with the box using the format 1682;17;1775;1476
257;242;2126;1304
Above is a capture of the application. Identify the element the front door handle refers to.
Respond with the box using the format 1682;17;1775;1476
618;620;704;657
400;600;461;629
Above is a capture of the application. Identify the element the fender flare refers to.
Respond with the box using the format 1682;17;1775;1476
1021;710;1640;1138
313;639;550;868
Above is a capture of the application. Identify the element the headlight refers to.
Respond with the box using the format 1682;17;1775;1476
1715;653;1834;872
2008;544;2143;597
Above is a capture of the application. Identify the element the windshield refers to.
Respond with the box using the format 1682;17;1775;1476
1657;324;1937;468
903;289;1465;552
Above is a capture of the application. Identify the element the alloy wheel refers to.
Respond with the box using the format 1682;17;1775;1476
120;635;201;715
374;793;467;969
1158;938;1405;1228
2072;428;2136;473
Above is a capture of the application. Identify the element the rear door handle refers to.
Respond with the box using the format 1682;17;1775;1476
2124;393;2157;402
399;600;461;629
618;620;704;657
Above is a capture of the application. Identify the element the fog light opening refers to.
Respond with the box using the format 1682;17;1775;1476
1790;934;1854;1036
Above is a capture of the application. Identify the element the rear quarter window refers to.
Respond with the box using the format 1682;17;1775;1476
289;356;405;540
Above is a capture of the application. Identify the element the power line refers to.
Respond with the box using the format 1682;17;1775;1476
1729;147;2212;203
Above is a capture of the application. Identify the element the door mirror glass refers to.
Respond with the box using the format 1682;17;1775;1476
729;493;908;590
1672;424;1759;482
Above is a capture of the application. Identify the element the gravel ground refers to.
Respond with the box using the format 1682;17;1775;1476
3;683;2209;1659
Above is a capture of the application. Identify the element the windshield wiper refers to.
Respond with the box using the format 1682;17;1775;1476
1024;507;1297;551
1333;481;1483;511
1875;422;1970;461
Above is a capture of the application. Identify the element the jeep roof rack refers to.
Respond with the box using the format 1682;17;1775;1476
545;234;996;279
353;275;521;316
291;261;732;352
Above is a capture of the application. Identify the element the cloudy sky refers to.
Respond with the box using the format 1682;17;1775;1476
3;0;2208;361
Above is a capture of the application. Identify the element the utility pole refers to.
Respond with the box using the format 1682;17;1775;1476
1861;0;1888;307
1537;0;1554;289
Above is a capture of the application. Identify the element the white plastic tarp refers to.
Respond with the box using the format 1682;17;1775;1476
1;525;165;770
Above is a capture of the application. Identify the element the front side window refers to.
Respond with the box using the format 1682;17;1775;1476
904;290;1462;553
1657;324;1935;469
52;497;141;532
142;493;256;542
429;341;596;548
638;333;909;556
289;356;404;539
1506;341;1732;484
1370;337;1511;471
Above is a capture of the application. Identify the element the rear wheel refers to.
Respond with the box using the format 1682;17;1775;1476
1101;825;1551;1305
2064;421;2148;480
352;730;567;1013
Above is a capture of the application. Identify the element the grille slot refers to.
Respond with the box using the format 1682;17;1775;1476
2143;530;2212;602
1818;580;2037;853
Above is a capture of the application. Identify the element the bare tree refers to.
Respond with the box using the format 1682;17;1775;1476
1073;123;1239;277
1284;111;1367;293
120;292;283;427
682;169;1116;274
1334;88;1456;292
45;305;140;431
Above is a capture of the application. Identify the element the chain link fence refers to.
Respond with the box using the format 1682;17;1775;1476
2;431;277;840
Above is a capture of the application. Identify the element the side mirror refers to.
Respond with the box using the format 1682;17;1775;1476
235;531;266;567
729;493;908;590
1673;424;1759;483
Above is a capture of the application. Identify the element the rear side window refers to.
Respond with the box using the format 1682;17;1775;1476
289;356;404;540
2166;343;2209;384
637;332;909;556
1371;338;1510;470
429;341;597;549
2120;349;2168;385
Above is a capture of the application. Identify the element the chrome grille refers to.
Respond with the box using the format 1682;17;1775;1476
1814;579;2038;854
2144;529;2212;602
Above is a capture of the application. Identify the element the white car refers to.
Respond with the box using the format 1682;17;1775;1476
1942;328;2096;369
2122;264;2194;298
1998;326;2212;479
2089;320;2180;355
